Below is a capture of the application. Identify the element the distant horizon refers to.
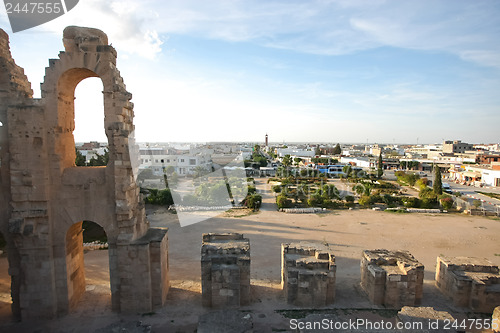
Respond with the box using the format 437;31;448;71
76;140;500;146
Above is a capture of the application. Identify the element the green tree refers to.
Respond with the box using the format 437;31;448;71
433;165;442;195
254;144;261;152
75;148;86;166
294;157;302;166
342;165;352;178
88;149;109;166
282;154;292;169
377;152;383;178
315;146;321;155
333;143;341;155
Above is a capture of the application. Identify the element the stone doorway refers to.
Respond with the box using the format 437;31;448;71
65;221;111;313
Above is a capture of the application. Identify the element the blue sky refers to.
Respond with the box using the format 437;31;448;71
1;0;500;144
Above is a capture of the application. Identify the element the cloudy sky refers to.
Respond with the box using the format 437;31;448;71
1;0;500;144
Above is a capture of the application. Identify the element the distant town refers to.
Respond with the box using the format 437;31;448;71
76;137;500;188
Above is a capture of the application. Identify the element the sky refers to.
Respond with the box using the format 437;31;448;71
1;0;500;144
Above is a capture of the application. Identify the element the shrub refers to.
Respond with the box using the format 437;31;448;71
440;196;454;210
271;185;282;194
277;194;293;209
245;193;262;210
307;193;324;207
358;195;373;207
402;197;420;208
344;195;355;203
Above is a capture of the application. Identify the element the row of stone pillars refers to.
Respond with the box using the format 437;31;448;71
201;233;500;313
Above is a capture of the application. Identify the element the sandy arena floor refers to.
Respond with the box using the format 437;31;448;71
0;179;499;332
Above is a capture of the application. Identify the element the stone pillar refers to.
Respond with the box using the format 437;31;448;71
281;242;336;306
201;233;250;308
360;249;424;308
435;256;500;313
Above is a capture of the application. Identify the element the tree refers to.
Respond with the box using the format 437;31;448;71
254;144;261;152
333;143;341;155
433;165;442;195
315;146;321;156
88;149;109;166
282;154;292;169
294;157;302;166
342;165;352;178
377;152;383;178
75;148;86;166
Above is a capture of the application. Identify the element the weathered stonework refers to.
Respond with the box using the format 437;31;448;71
281;242;336;307
201;233;250;308
435;256;500;313
0;26;169;320
397;306;455;333
360;249;424;308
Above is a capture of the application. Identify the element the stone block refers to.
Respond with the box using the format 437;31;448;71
360;249;424;308
201;233;250;308
282;242;336;306
436;256;500;313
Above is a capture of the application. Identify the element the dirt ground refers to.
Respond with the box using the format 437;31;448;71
0;178;499;332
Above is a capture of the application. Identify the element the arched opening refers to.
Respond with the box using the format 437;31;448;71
0;231;12;320
73;77;108;167
65;221;111;313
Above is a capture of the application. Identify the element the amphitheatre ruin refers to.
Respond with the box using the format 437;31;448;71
1;27;499;332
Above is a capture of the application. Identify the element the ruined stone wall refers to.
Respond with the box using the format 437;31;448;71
0;27;34;319
201;233;250;308
360;249;424;308
436;256;500;313
0;26;169;320
281;242;336;307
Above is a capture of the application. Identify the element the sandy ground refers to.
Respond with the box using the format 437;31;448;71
0;178;499;332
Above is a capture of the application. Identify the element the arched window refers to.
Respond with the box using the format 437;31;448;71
74;77;107;166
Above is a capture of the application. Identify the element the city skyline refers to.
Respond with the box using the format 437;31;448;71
1;0;500;143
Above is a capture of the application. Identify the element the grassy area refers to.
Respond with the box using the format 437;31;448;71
477;191;500;200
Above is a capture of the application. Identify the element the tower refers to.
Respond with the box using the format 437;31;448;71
265;133;268;147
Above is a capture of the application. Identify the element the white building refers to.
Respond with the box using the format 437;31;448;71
139;148;212;176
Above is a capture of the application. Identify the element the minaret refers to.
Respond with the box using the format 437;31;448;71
265;133;268;147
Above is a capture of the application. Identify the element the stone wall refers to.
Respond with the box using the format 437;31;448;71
435;256;500;313
281;242;336;306
201;233;250;308
0;26;169;320
360;249;424;308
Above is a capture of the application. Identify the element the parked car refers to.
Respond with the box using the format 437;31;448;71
442;183;452;194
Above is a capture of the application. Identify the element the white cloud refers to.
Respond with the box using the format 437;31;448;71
40;0;163;59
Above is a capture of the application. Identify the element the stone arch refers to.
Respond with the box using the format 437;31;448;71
64;220;111;312
1;26;169;320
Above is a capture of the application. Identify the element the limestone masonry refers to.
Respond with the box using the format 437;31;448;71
435;256;500;313
201;233;250;308
0;26;169;320
360;249;424;308
281;242;336;306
